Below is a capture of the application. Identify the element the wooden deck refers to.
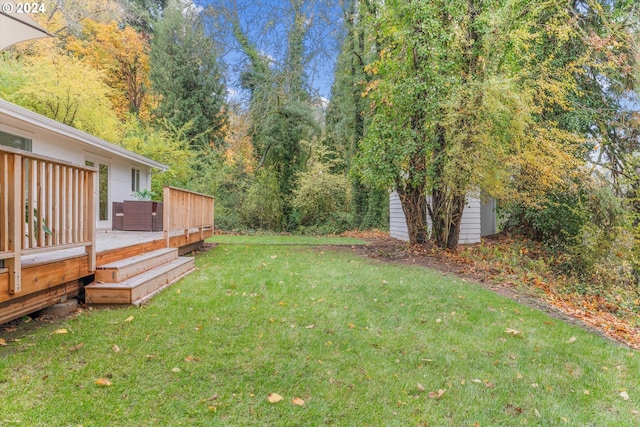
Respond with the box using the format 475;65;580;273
0;170;215;324
0;227;213;324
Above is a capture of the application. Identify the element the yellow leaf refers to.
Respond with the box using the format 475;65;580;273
53;329;68;334
95;378;112;386
124;316;134;323
504;328;521;336
305;324;315;329
291;397;305;406
267;393;283;403
172;367;181;373
0;339;6;346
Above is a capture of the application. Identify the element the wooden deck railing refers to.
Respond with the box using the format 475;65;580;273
163;186;214;247
0;146;96;294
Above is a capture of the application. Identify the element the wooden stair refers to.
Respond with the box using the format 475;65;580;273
85;248;195;306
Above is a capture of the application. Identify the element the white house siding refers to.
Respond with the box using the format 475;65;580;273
389;191;482;244
0;100;164;230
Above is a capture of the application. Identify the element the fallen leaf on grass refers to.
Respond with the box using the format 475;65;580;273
3;327;16;333
504;328;521;336
95;378;112;386
484;381;495;388
621;391;630;401
53;329;68;334
267;393;284;403
112;345;121;353
171;367;181;373
124;316;134;323
205;394;219;401
566;337;577;344
68;343;84;351
291;397;305;406
427;389;446;399
305;324;315;329
0;339;6;346
417;383;426;392
631;409;639;415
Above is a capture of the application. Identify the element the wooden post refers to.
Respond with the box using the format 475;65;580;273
37;160;45;247
86;169;96;272
164;186;170;248
199;195;204;240
1;153;8;253
8;153;22;294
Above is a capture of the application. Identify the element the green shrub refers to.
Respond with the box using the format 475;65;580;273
291;144;352;229
241;168;285;230
503;179;637;289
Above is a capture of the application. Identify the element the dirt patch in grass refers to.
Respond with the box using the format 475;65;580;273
353;235;636;349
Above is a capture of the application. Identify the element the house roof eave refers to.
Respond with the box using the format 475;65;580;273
0;99;169;171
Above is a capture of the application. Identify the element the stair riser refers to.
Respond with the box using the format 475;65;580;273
95;249;178;282
85;289;132;304
130;259;194;303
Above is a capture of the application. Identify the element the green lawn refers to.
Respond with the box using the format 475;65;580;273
1;238;638;426
207;234;367;245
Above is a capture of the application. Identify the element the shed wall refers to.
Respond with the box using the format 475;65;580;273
389;191;482;244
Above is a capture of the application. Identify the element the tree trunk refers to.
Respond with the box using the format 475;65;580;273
446;194;465;250
429;189;466;250
397;184;428;245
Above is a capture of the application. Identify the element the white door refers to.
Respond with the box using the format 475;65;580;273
85;155;111;230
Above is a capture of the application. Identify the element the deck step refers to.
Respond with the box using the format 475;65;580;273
95;248;178;283
86;257;195;305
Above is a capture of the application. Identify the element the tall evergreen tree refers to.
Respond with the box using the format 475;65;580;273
150;0;227;149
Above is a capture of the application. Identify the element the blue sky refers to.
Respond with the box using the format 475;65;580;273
194;0;344;102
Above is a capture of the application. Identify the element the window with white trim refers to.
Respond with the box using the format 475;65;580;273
131;168;141;192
